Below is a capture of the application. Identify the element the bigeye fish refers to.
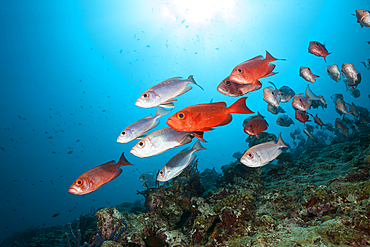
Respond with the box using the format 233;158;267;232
217;76;262;97
341;63;361;86
295;110;311;123
276;115;294;127
327;64;341;82
240;133;288;167
117;107;171;143
130;127;195;158
335;118;348;130
68;152;133;195
243;111;269;138
313;114;325;129
139;169;158;182
308;41;331;62
157;140;206;182
292;85;322;111
267;104;286;115
229;51;285;85
135;75;203;108
299;67;319;83
349;103;359;117
278;86;295;103
332;96;350;115
263;81;281;107
354;9;370;28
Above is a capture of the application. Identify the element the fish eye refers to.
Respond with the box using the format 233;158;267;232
237;68;243;73
247;153;253;159
225;80;231;85
271;92;275;95
142;93;148;98
121;131;126;135
177;112;186;120
138;141;145;148
76;179;83;186
159;171;164;175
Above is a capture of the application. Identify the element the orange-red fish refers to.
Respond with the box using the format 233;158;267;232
295;110;311;123
308;41;331;62
217;76;262;96
313;114;325;128
242;112;269;138
166;97;253;136
68;152;132;195
229;51;285;85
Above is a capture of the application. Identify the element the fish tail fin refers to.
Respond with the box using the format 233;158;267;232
117;152;133;166
266;50;286;61
155;106;172;118
268;81;277;90
277;133;289;148
305;85;321;101
228;97;254;114
187;75;204;90
192;140;206;152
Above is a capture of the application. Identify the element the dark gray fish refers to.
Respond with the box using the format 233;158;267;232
349;88;360;98
305;124;314;133
139;169;157;182
276;115;294;127
278;86;295;103
232;151;243;159
267;104;286;115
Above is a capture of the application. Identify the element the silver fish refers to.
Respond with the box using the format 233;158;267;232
240;133;288;167
135;75;203;108
327;64;341;82
276;115;294;127
139;169;158;182
263;81;281;107
355;9;370;28
267;104;286;115
341;63;360;86
157;140;205;182
292;85;321;111
278;86;295;103
303;128;316;142
117;107;171;143
299;67;319;83
333;97;350;115
130;127;194;158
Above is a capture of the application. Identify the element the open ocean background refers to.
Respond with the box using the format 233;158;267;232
0;0;369;243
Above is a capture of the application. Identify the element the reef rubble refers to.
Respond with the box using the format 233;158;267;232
1;129;370;247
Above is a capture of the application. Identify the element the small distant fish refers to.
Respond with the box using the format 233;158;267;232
292;85;321;111
342;63;361;87
240;133;288;167
332;95;350;115
217;76;262;96
52;213;60;217
232;151;243;159
130;127;195;158
349;103;359;117
299;66;319;83
139;169;157;182
361;59;370;70
243;111;269;138
276;115;294;127
68;152;133;195
303;128;316;142
354;9;370;28
166;97;253;135
135;75;203;108
67;150;73;154
263;81;281;107
295;110;311;123
335;118;348;130
308;41;331;62
229;51;285;85
327;64;341;82
267;104;286;115
157;140;206;182
278;86;295;103
117;107;171;143
349;88;360;98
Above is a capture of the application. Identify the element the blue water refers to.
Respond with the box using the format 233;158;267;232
0;0;369;242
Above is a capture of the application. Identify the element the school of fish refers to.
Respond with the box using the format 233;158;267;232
68;9;369;195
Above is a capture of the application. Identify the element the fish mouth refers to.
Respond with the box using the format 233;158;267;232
68;186;80;195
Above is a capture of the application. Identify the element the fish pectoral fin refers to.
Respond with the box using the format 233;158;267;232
245;55;264;62
111;168;123;180
193;131;207;142
176;84;193;97
197;127;214;131
136;134;147;139
252;80;262;86
217;114;233;127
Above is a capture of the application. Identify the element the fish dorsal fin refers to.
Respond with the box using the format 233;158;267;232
245;55;263;63
305;85;321;101
166;76;183;81
210;102;227;107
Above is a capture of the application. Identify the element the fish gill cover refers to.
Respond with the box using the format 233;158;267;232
0;0;370;246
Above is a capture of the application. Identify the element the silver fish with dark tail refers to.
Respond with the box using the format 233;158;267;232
157;140;206;181
117;107;171;143
267;104;286;115
135;75;203;108
130;127;195;158
240;133;288;167
263;81;281;107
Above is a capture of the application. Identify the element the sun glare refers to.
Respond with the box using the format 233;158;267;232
161;0;235;24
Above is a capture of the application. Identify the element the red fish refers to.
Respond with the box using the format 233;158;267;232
308;41;331;62
243;112;269;138
166;97;254;136
295;110;311;123
217;76;262;96
68;152;132;195
355;9;370;28
229;51;285;85
313;114;325;128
